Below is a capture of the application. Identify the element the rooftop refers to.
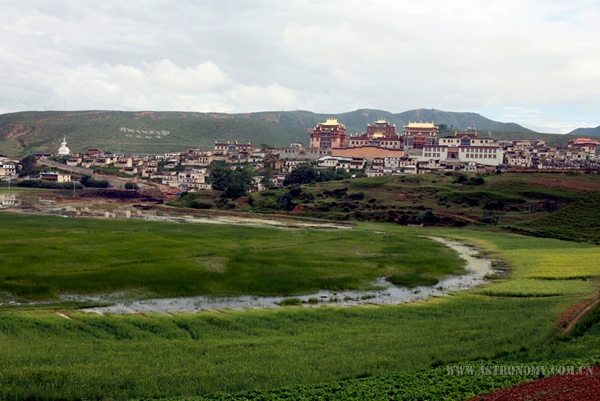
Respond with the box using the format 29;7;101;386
405;121;436;129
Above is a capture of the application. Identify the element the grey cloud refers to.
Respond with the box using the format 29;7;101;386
0;0;599;132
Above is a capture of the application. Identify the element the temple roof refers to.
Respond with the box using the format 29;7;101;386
405;121;436;128
319;118;345;128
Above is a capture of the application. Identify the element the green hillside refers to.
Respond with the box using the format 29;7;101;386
236;108;535;136
568;126;600;136
397;109;533;132
176;171;600;244
234;109;405;135
0;108;576;157
0;111;308;157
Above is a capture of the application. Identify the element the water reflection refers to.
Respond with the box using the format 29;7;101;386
0;193;19;208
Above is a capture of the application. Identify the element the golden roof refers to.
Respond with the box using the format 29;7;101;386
405;121;436;128
320;118;345;128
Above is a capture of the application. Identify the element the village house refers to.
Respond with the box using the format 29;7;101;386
114;157;133;169
0;162;18;180
317;156;353;171
40;172;71;182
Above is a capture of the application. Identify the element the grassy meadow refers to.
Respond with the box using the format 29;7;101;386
0;213;464;300
0;214;600;399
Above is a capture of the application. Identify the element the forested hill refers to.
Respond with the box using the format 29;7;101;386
568;126;600;137
0;108;545;157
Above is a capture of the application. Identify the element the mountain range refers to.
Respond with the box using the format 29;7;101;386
0;108;574;157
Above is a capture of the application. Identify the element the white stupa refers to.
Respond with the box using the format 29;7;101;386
57;137;71;156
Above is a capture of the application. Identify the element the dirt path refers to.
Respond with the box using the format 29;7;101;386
552;296;600;339
561;298;600;335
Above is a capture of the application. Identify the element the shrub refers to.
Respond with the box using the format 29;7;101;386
279;298;302;306
347;192;365;200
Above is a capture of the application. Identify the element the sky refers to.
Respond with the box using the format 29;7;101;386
1;0;599;133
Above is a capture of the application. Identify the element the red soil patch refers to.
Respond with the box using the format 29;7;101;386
467;366;600;401
291;204;307;213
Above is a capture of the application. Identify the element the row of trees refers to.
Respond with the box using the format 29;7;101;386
80;175;110;188
209;162;361;199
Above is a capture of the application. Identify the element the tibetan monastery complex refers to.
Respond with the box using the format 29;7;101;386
300;118;504;168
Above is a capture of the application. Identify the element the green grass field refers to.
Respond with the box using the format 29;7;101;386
0;214;599;400
0;213;464;300
0;295;573;400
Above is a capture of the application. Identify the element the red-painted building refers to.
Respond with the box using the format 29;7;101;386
348;120;401;149
403;122;439;150
310;119;348;149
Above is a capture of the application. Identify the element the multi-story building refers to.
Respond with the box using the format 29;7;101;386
347;120;402;149
403;121;438;150
417;144;503;166
0;163;17;180
309;119;348;149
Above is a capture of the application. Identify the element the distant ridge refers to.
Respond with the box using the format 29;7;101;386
396;109;533;133
0;108;536;157
236;108;533;135
567;126;600;137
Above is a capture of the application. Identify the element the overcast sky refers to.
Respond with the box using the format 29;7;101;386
1;0;598;133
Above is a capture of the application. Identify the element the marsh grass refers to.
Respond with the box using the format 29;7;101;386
0;213;465;300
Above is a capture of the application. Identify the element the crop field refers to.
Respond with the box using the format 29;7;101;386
0;295;573;400
476;279;595;297
155;357;600;401
0;214;599;400
0;213;464;300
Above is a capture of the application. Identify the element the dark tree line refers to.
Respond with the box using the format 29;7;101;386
80;175;110;188
283;163;352;186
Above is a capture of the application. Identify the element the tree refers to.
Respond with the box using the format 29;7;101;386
283;163;318;186
80;175;110;188
423;211;440;225
18;155;37;177
210;163;256;199
209;163;231;191
125;182;138;190
334;168;351;180
261;168;274;188
318;167;336;182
